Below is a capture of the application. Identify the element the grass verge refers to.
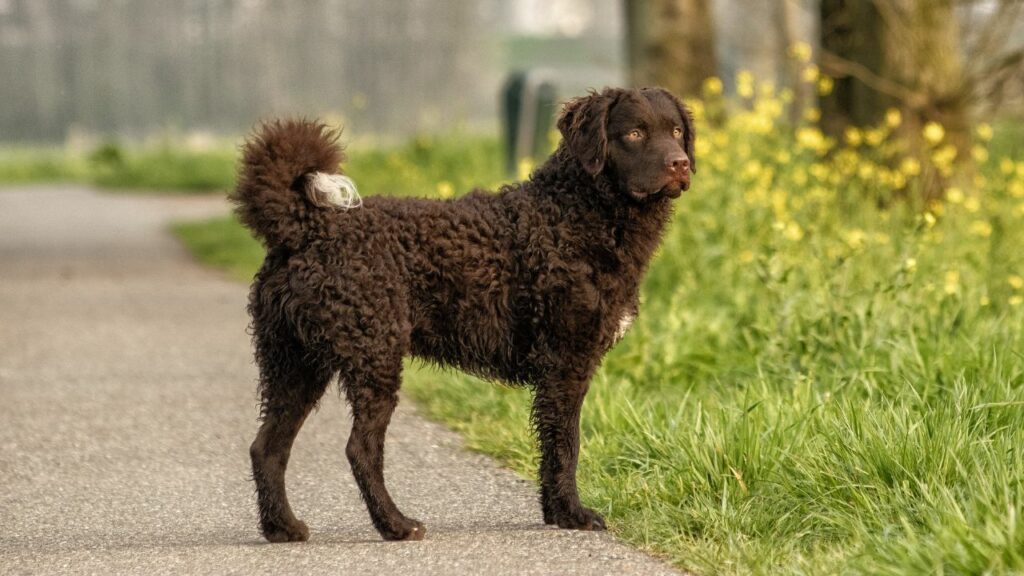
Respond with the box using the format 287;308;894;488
0;132;504;195
0;147;91;184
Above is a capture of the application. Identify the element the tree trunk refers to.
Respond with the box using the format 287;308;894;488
888;0;971;200
819;0;892;137
819;0;971;200
776;0;812;125
625;0;718;98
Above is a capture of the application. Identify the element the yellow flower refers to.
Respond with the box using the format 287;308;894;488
900;157;922;176
904;258;918;271
946;187;964;204
893;172;907;189
944;270;960;295
703;77;724;96
517;157;535;181
784;221;804;241
844;127;863;147
931;145;958;174
1001;158;1016;175
865;128;886;147
980;295;990;307
803;107;821;123
737;70;755;98
1011;295;1024;307
976;123;993;141
802;64;819;83
969;220;992;237
923;211;937;227
810;162;830;181
796;127;829;154
843;228;866;249
885;108;902;128
789;41;813;62
1011;181;1024;198
972;146;989;164
817;76;834;96
1009;275;1024;290
436;180;455;199
964;197;980;213
739;250;756;263
923;122;945;145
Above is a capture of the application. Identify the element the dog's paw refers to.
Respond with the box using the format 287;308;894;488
262;519;310;543
550;507;606;531
380;517;426;541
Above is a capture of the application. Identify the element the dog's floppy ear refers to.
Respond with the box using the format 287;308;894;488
557;90;616;176
647;87;697;174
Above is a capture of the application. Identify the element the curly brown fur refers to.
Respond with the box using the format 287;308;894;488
236;87;696;542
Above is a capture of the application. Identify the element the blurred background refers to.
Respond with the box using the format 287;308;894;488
5;0;1018;144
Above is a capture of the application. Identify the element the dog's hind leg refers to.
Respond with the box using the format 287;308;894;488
341;357;425;541
250;342;332;543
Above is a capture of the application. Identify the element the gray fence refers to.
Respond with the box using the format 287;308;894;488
0;0;635;143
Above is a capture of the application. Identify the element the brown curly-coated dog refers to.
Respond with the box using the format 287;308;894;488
234;87;695;543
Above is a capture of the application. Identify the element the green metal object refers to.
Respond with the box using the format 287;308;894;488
501;71;558;176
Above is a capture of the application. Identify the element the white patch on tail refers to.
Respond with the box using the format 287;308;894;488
306;172;362;209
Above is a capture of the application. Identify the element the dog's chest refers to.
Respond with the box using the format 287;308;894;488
613;310;636;343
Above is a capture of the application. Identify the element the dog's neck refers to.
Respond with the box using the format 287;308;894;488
526;146;675;269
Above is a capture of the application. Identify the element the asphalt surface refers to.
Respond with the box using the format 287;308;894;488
0;186;681;575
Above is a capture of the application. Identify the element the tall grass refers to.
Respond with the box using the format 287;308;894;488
401;83;1024;573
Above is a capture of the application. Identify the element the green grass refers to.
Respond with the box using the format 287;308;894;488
0;141;238;192
0;148;90;184
174;217;265;281
89;144;238;192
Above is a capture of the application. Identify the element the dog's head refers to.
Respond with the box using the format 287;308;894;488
557;87;696;201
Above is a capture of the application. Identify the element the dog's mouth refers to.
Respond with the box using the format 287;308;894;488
628;176;690;202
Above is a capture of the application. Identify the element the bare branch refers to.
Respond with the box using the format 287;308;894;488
819;49;929;107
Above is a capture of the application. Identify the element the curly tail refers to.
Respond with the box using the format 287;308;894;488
231;119;360;250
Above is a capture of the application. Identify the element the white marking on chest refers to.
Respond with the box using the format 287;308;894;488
306;172;362;209
614;311;636;342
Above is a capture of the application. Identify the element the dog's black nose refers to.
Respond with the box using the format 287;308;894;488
666;154;690;174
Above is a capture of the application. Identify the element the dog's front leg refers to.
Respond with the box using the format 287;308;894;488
531;373;606;531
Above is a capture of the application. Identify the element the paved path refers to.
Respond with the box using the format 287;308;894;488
0;186;679;575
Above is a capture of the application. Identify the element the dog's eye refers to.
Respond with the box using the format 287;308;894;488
673;127;683;138
625;129;644;142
